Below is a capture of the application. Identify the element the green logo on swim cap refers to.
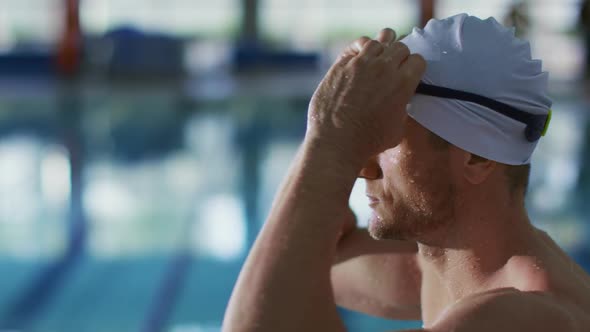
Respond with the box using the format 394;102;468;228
541;109;552;137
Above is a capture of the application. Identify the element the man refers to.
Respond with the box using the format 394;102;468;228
223;14;590;331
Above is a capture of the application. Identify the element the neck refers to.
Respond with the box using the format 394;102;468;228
417;189;537;303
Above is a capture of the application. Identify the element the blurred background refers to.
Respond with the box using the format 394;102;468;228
0;0;589;331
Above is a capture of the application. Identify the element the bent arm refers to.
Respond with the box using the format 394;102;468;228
222;29;425;332
332;228;422;320
223;140;361;332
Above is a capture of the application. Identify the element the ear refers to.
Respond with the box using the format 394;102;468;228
462;152;496;185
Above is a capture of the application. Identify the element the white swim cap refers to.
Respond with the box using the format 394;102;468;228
401;13;552;165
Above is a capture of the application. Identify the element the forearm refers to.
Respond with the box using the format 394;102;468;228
223;138;362;332
223;27;426;330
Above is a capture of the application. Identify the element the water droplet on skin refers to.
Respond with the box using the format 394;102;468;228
389;149;402;164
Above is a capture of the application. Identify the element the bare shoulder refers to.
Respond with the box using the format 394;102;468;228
426;288;588;332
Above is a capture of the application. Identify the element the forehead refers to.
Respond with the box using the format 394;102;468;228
376;117;450;177
378;117;438;163
386;116;446;162
403;117;435;148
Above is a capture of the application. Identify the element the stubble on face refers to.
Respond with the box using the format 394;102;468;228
368;147;456;241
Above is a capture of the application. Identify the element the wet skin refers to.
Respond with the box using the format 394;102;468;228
335;117;590;331
223;28;590;332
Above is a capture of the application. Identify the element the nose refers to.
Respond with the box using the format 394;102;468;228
358;155;383;180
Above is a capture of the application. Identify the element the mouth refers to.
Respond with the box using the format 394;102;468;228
366;195;380;208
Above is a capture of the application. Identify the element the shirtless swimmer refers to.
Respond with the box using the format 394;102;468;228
223;14;590;332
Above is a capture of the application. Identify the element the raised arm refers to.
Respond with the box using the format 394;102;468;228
222;29;426;332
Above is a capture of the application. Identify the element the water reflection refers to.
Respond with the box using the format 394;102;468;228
0;136;68;259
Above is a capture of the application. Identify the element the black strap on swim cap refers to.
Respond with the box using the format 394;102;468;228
415;82;550;142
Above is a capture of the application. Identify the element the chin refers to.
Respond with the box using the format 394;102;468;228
368;215;413;241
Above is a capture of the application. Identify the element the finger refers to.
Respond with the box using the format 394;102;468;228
398;54;427;96
358;39;385;60
336;36;372;66
342;36;371;56
379;41;411;67
334;53;356;67
376;28;396;45
379;42;410;65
